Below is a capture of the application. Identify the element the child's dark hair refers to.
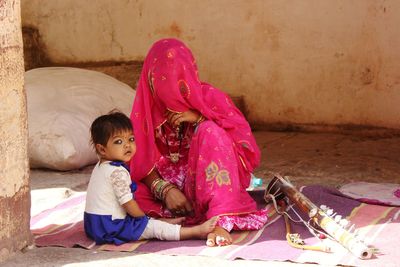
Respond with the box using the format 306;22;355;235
90;111;133;147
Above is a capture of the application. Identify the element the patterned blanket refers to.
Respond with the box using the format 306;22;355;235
31;185;400;266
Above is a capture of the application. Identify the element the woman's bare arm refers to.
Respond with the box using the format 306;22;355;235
142;168;160;188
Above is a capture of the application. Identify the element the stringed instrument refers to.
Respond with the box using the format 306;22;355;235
265;174;374;259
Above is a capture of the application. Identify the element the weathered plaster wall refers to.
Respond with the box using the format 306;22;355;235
0;0;32;262
21;0;400;129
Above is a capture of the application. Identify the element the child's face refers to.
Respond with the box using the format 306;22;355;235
98;130;136;162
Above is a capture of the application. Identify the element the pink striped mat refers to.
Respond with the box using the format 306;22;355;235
31;186;400;266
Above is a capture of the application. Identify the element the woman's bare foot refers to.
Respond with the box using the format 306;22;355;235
206;226;233;247
159;217;185;225
179;216;218;240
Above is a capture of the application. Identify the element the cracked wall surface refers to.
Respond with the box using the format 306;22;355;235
0;0;32;262
21;1;400;129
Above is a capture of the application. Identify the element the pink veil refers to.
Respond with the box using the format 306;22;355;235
130;38;260;187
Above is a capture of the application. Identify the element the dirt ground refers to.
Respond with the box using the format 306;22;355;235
2;130;400;267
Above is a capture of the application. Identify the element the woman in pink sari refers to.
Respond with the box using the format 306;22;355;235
130;38;267;246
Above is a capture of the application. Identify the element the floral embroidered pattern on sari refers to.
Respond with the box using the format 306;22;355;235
148;71;155;95
178;79;190;99
205;161;231;186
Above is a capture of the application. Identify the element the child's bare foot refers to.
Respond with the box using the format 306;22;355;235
159;217;185;225
179;216;218;240
206;226;233;247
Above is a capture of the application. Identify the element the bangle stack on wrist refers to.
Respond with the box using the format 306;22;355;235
150;178;177;201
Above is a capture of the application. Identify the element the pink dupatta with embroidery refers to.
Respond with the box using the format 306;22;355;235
130;38;260;182
130;39;265;226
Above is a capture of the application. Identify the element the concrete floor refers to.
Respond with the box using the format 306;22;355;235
2;130;400;267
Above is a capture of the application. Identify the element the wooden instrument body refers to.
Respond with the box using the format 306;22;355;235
267;175;373;259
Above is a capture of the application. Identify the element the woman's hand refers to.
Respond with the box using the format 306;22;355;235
143;170;193;216
164;187;193;216
166;110;201;127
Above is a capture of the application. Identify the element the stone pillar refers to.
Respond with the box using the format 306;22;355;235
0;0;32;262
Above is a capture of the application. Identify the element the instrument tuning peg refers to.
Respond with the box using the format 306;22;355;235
347;224;355;233
320;205;327;211
334;215;342;223
339;219;349;227
326;209;334;216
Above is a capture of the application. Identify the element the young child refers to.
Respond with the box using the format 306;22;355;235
84;111;218;245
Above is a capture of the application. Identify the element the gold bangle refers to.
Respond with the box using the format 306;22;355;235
151;178;167;200
161;184;177;201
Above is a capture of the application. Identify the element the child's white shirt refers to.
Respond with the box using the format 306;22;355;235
85;161;133;220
